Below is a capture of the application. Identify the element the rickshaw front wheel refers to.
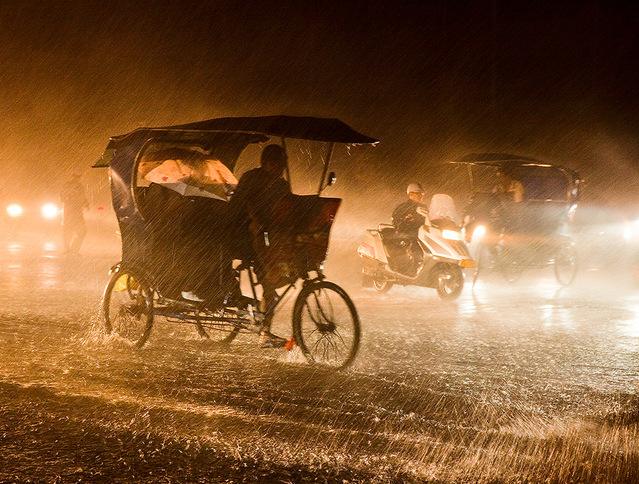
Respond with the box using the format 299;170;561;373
103;267;154;349
292;281;360;370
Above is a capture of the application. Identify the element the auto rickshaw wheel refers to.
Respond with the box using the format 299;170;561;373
554;243;578;286
436;264;464;300
472;243;490;286
501;260;523;284
103;268;154;348
292;281;360;369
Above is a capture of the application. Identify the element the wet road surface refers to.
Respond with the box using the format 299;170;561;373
0;241;638;482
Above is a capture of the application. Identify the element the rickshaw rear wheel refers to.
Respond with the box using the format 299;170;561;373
103;268;154;349
555;243;578;286
292;281;360;370
501;260;523;284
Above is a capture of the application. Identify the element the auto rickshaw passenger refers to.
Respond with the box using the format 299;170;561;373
493;167;525;234
229;144;292;347
493;167;525;203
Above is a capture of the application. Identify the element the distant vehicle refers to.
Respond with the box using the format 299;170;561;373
1;195;62;244
453;153;582;286
94;115;378;369
358;194;475;300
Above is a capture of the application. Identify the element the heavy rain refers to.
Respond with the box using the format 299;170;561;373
1;1;638;482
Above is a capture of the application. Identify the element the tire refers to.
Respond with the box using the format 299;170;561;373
555;243;578;286
361;273;373;288
499;246;523;284
501;261;523;284
436;264;464;300
372;278;393;293
292;281;361;369
103;267;154;348
472;243;487;286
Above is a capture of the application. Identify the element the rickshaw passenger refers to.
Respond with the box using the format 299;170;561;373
143;182;194;297
229;144;292;348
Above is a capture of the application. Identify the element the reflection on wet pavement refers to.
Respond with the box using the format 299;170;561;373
0;248;637;481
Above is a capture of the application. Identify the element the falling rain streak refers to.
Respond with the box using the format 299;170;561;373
1;1;639;482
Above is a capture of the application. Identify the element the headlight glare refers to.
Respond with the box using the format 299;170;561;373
41;203;61;220
442;229;462;241
6;203;24;218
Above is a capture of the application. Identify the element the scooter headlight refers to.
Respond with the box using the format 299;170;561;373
442;229;462;241
6;203;24;218
472;224;487;243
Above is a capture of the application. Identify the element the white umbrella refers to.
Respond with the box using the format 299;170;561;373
145;158;238;201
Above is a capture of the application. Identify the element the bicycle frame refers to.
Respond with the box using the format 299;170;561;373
147;264;321;335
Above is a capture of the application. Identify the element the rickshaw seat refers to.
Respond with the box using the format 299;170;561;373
250;195;341;287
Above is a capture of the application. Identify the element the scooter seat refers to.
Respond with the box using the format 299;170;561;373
379;227;398;239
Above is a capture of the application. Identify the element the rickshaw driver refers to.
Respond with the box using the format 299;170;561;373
229;144;292;348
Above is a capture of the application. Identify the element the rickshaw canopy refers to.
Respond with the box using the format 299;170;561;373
93;115;377;287
450;153;581;182
93;115;378;168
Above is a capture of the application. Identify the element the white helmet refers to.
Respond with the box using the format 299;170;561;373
406;182;424;195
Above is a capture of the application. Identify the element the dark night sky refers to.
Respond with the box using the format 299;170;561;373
1;0;639;204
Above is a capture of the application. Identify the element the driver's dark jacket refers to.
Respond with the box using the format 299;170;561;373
229;167;292;259
392;199;426;236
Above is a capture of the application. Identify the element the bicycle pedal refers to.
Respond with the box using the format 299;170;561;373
284;337;296;351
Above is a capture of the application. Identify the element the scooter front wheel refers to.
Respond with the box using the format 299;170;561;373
436;264;464;300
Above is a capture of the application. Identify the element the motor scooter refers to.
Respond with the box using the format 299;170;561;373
358;194;475;300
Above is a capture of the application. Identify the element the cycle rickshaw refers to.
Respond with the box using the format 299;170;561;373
93;116;378;369
451;153;582;286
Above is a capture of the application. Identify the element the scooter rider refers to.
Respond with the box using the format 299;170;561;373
392;182;426;236
390;183;427;274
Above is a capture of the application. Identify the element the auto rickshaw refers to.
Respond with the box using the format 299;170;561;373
451;153;582;286
93;115;378;368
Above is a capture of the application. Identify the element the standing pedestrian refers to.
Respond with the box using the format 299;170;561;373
60;173;88;255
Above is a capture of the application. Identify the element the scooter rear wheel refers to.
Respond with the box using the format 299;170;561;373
373;278;393;293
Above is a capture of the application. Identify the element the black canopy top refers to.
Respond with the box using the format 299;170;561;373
452;153;546;166
450;153;581;181
111;115;378;145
